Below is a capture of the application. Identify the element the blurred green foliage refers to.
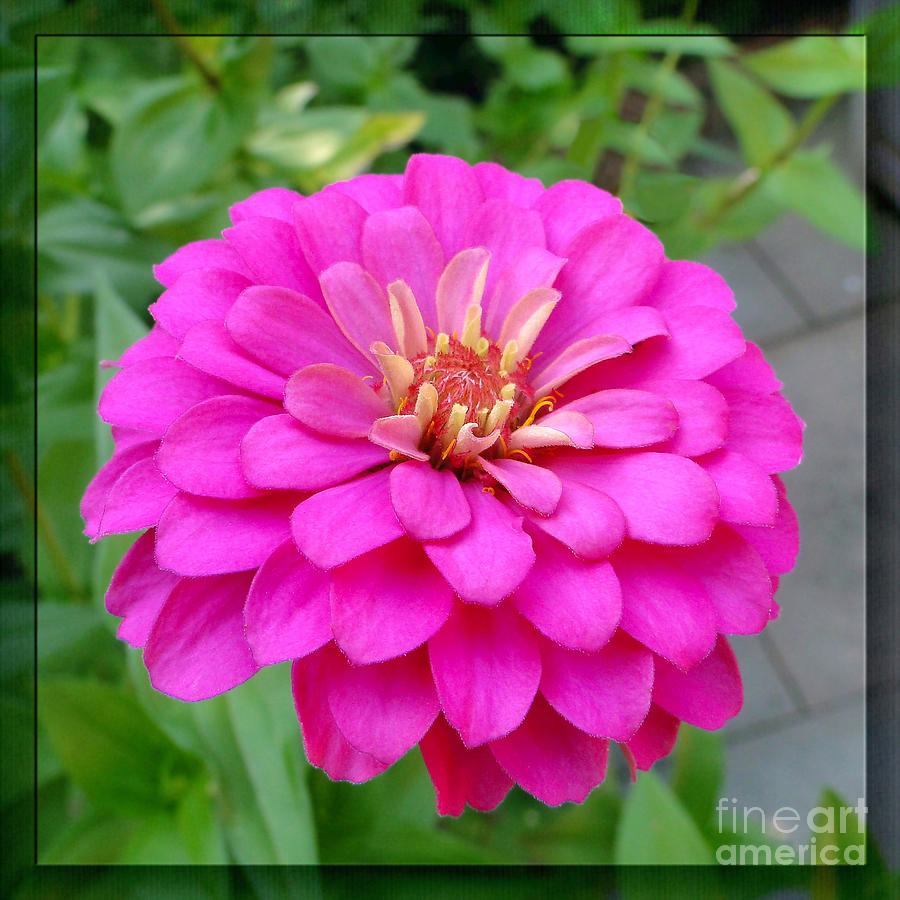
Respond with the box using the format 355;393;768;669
1;0;893;893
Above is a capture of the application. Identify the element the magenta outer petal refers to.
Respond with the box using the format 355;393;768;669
291;469;404;570
153;239;253;288
530;334;632;398
115;324;180;367
720;388;805;474
244;540;332;666
327;647;440;765
424;482;535;605
643;379;729;458
490;694;609;807
82;440;156;538
98;357;233;436
521;477;625;561
532;180;622;254
732;475;800;576
389;460;471;541
428;601;541;748
419;714;513;816
294;190;366;273
473;161;544;207
105;530;179;648
325;173;403;213
150;268;252;339
513;528;622;652
645;259;736;313
613;542;718;670
97;457;179;536
284;363;388;438
292;647;389;783
144;571;258;701
228;187;303;224
540;631;654;741
624;704;680;771
155;493;296;576
330;538;454;665
401;153;484;256
560;389;678;449
241;415;389;492
227;285;371;378
551;452;719;547
156;395;276;498
698;448;778;526
707;341;782;394
480;458;562;516
653;636;743;730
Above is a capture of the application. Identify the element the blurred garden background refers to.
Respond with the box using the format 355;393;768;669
3;0;899;895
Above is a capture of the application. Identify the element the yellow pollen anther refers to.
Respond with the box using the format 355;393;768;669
482;486;495;495
500;340;519;374
461;303;483;349
508;448;534;464
474;336;490;357
500;383;517;402
435;332;450;354
389;451;402;461
520;395;556;429
423;355;436;370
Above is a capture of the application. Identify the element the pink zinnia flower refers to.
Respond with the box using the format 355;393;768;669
83;154;802;814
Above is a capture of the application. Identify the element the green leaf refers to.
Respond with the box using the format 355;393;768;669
707;58;794;166
569;31;734;58
741;36;864;97
767;147;866;250
37;678;201;817
505;47;569;91
620;55;703;108
304;35;378;91
176;776;229;864
625;172;703;224
40;811;137;865
671;725;724;832
614;770;714;864
857;5;900;87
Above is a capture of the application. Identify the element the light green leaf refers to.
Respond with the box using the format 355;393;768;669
707;58;794;166
569;31;734;58
625;171;703;224
620;55;703;108
671;725;724;832
40;812;137;865
767;147;866;250
505;47;569;91
304;35;378;90
176;776;229;864
614;770;714;864
741;36;865;97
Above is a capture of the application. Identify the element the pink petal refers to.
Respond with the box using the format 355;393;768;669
613;542;718;670
149;268;252;339
513;527;621;652
707;341;782;394
82;440;156;538
419;714;513;816
144;571;258;701
625;704;679;771
153;240;252;288
401;153;484;256
97;458;179;536
521;476;625;561
292;646;389;783
105;530;180;648
652;636;743;729
561;389;677;449
540;631;653;741
530;334;632;398
550;452;719;546
698;448;778;526
532;180;622;254
519;410;593;449
641;379;729;458
732;475;799;576
229;187;303;224
226;284;373;378
241;414;389;491
98;357;232;436
389;460;471;541
424;482;535;605
367;415;429;461
646;259;736;313
490;694;609;806
480;458;562;515
224;216;321;300
483;247;566;337
325;173;403;213
428;601;541;747
177;320;285;400
293;189;366;272
155;493;296;576
290;469;404;570
496;286;561;352
319;262;394;364
331;538;453;665
327;647;440;764
676;525;772;635
361;206;444;331
243;540;332;665
114;324;180;366
156;395;275;499
435;247;491;336
720;388;805;474
462;199;546;300
284;363;389;438
473;161;544;207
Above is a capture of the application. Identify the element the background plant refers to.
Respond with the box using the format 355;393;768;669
2;0;896;893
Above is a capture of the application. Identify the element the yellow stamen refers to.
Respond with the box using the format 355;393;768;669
461;303;483;349
397;397;407;413
389;451;401;461
520;395;555;429
507;448;534;464
439;439;457;463
415;382;438;429
444;403;467;440
500;340;519;374
500;383;517;402
485;398;514;434
435;332;450;355
475;336;490;357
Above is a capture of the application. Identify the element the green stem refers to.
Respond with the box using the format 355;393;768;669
149;0;221;92
699;91;840;229
618;0;699;198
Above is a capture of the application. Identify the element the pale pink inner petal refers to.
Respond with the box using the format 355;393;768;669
368;415;429;461
435;247;490;335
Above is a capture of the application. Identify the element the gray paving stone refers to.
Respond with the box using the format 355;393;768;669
722;634;796;730
762;316;866;707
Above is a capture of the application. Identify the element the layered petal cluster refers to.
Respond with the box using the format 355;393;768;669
84;154;803;814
